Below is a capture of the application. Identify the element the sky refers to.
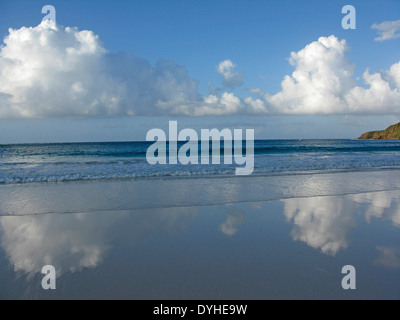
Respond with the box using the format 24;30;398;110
0;0;399;143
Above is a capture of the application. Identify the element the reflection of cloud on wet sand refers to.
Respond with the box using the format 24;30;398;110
282;191;400;255
220;210;244;236
282;196;357;255
0;207;197;276
374;246;400;269
351;191;400;226
0;213;117;276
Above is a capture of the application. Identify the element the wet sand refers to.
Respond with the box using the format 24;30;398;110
0;170;399;299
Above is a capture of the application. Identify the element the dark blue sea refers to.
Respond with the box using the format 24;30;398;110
1;139;400;184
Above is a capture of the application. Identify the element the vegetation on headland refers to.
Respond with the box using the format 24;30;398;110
358;122;400;139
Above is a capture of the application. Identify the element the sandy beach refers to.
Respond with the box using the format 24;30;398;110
0;170;399;299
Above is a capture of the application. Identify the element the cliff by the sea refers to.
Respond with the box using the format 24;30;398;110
358;122;400;139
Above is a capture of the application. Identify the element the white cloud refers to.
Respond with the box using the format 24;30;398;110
194;92;242;116
217;59;244;89
372;20;400;41
345;69;400;114
156;92;242;116
0;21;236;118
386;61;400;88
249;35;400;115
1;23;399;119
243;96;268;114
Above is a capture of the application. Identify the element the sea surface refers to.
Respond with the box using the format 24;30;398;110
1;139;400;184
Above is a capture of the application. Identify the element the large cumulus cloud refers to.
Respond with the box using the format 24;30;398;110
0;22;399;118
245;35;400;115
0;21;238;118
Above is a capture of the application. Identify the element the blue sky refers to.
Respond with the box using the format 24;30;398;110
0;0;399;143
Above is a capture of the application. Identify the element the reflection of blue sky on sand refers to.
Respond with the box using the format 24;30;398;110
0;177;399;298
375;247;400;269
1;191;399;278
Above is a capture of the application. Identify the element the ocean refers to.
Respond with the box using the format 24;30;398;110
1;139;400;184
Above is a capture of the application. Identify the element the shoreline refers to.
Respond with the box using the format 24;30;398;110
1;169;400;216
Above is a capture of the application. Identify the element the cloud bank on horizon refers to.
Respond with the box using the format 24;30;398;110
0;20;399;119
